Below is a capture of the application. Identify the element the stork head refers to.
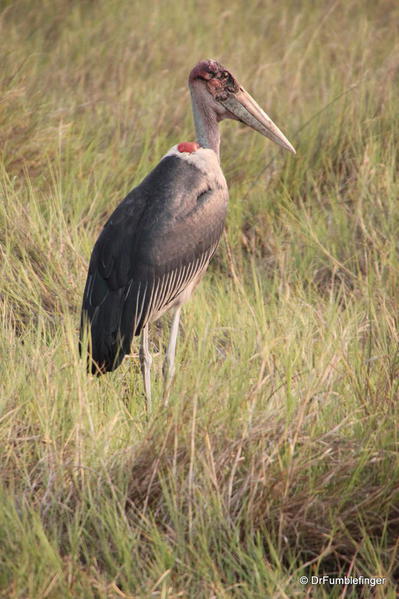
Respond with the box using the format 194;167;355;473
189;59;295;154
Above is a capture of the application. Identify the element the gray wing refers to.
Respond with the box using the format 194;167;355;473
80;155;228;374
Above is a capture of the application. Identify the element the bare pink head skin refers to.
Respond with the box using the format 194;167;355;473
188;59;295;160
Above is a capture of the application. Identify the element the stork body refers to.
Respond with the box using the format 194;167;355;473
80;59;295;407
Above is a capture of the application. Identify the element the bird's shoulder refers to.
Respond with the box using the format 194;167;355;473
162;144;226;190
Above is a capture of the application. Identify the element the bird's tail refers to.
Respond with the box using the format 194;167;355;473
79;288;132;375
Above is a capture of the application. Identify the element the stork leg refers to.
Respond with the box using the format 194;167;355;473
139;324;152;412
163;306;182;405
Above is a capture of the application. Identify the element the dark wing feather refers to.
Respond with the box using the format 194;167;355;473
80;155;227;374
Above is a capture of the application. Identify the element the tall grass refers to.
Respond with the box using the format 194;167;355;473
1;0;399;596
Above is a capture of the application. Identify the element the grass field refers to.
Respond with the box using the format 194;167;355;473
1;0;399;597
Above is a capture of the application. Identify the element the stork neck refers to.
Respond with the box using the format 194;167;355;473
190;91;221;160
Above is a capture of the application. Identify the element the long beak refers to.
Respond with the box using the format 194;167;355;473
220;87;296;154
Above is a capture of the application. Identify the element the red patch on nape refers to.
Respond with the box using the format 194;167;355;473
177;142;200;154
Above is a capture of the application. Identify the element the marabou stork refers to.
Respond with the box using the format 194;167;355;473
80;59;295;408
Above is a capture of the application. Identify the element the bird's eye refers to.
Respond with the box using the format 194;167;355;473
214;70;229;80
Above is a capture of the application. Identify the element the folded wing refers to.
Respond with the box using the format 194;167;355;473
80;153;228;374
